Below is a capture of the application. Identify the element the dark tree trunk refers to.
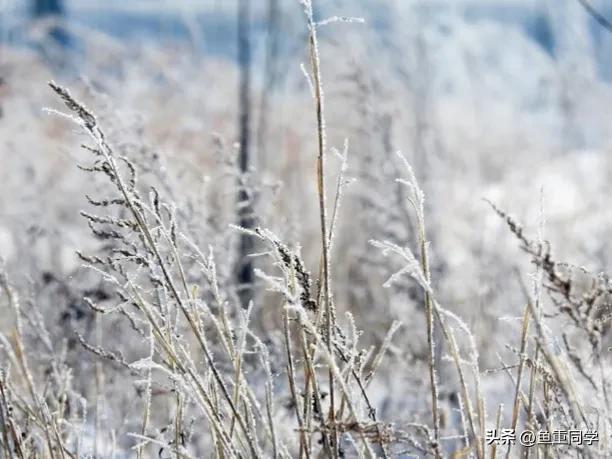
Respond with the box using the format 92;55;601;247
31;0;71;51
237;0;253;308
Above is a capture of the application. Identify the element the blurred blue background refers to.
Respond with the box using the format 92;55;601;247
3;0;612;79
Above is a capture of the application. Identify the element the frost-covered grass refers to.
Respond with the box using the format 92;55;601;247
1;1;612;458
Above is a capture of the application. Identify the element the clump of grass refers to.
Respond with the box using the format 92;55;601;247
1;1;611;458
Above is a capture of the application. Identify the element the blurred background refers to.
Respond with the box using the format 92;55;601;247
2;1;612;451
3;0;612;302
3;0;612;350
